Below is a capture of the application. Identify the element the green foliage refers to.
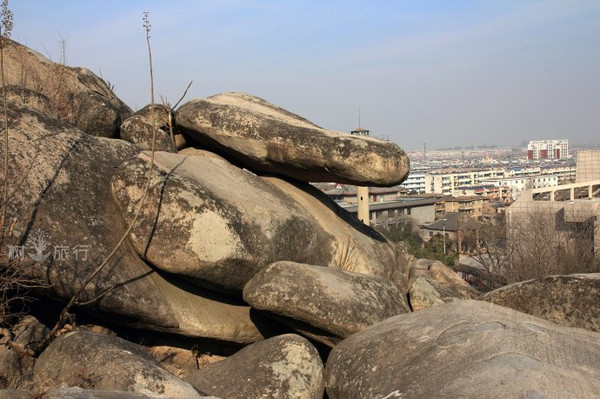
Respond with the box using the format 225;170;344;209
411;234;459;266
376;218;459;266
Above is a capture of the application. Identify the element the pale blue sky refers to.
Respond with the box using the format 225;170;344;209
10;1;600;150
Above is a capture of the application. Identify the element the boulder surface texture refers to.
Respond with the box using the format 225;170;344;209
0;103;264;344
325;300;600;399
120;104;177;152
3;39;131;137
34;331;202;398
482;273;600;332
244;261;410;340
111;151;395;292
184;334;324;399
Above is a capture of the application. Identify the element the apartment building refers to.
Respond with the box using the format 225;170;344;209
434;196;487;219
401;172;427;194
527;139;569;160
425;169;506;196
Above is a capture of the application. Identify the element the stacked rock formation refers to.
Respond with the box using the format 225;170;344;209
2;39;600;399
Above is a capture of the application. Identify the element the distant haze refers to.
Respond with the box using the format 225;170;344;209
11;0;600;151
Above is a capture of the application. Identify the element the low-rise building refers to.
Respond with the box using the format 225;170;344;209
434;196;487;219
453;184;511;203
342;197;440;227
313;183;404;205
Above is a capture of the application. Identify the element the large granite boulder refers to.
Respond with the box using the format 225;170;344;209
111;150;396;292
3;39;131;137
120;104;177;152
176;92;409;186
244;261;409;344
184;334;324;399
408;260;477;311
325;300;600;398
0;103;265;344
34;331;202;398
482;273;600;332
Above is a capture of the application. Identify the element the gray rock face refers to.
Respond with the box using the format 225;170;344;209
34;331;202;398
325;300;600;399
120;104;177;152
408;260;476;311
4;85;54;116
0;104;265;344
482;273;600;332
0;390;34;399
43;387;154;399
184;334;324;399
176;93;410;187
0;316;49;384
42;386;221;399
243;261;409;342
3;39;131;137
111;150;395;292
75;91;123;138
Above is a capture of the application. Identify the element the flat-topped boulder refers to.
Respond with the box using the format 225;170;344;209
176;92;409;186
482;273;600;332
325;300;600;398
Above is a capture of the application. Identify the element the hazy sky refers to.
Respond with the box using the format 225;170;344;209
10;1;600;150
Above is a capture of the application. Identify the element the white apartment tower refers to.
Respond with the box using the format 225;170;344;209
527;139;569;160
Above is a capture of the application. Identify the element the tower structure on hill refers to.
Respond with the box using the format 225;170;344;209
351;126;370;225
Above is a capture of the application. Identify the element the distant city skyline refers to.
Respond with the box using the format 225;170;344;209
11;1;600;151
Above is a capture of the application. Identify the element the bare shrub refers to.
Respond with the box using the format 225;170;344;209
470;208;599;285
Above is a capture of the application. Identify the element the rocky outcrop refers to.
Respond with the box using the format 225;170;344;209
407;259;476;310
184;334;324;399
176;92;410;186
325;300;600;399
0;316;48;384
120;104;177;152
111;150;395;292
3;39;131;137
0;103;265;344
34;331;202;398
482;273;600;332
243;261;409;344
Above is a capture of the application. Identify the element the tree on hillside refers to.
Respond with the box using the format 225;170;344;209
468;209;599;285
376;216;459;266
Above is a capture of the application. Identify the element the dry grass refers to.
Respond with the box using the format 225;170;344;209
334;237;359;273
